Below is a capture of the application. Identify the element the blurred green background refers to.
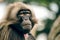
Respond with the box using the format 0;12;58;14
0;0;60;40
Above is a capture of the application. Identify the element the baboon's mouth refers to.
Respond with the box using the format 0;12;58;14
23;24;31;26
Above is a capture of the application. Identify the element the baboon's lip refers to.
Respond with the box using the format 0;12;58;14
22;24;31;26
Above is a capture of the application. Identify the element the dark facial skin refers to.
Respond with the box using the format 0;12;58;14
16;9;32;34
19;14;32;30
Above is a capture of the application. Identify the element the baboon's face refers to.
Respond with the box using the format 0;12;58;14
17;9;32;32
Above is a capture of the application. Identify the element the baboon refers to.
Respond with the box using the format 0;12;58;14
0;2;37;40
48;15;60;40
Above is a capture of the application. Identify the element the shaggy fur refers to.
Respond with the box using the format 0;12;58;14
48;15;60;40
0;2;37;40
